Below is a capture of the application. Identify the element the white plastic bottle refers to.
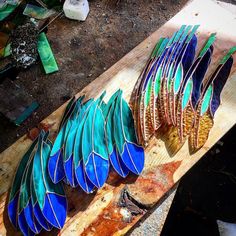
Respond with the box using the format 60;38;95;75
63;0;90;21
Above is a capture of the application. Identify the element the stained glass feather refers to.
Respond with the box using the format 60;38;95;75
113;91;145;175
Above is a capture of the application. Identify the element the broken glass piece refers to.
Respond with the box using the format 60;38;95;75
37;32;59;74
0;2;19;21
23;4;56;20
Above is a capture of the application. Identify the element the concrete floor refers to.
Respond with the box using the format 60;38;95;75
128;187;177;236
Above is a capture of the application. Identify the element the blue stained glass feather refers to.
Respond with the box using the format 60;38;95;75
191;46;213;108
210;56;234;116
113;91;145;175
82;97;109;188
33;131;67;229
73;100;96;193
48;96;84;184
8;136;39;230
62;98;96;188
21;159;42;234
104;92;129;178
110;146;129;178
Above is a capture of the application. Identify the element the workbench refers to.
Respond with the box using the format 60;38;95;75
1;0;236;235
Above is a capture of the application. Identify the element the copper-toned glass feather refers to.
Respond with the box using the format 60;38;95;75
190;47;236;151
132;25;235;154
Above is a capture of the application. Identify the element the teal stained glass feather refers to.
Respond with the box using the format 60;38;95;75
8;130;67;235
113;91;145;175
190;47;236;150
32;131;67;229
104;90;129;178
8;136;39;230
48;96;84;184
18;157;42;235
64;98;94;188
82;93;109;188
73;99;95;193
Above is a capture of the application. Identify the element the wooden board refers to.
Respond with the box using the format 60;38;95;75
1;0;236;235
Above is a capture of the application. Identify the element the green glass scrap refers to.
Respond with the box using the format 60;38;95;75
0;3;18;21
37;32;59;74
23;4;56;20
14;101;39;126
4;43;11;57
6;0;19;5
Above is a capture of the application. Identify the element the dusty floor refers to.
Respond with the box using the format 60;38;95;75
0;0;188;152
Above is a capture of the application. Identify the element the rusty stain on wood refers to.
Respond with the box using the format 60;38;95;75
26;127;40;141
81;202;129;236
126;161;182;207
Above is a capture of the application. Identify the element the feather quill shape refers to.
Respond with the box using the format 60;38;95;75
63;99;94;188
18;157;42;236
8;131;56;235
73;101;95;193
167;26;199;126
158;25;193;124
59;96;77;130
104;90;129;178
31;176;53;231
190;47;236;151
176;39;214;143
138;37;171;144
8;136;39;230
132;37;167;144
31;133;53;232
33;131;67;229
73;93;106;193
66;98;96;193
164;25;198;125
82;93;109;188
48;96;84;184
113;91;145;175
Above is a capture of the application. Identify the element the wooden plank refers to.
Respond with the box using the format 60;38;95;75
1;0;236;235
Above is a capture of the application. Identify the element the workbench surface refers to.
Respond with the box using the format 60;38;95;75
1;0;236;235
